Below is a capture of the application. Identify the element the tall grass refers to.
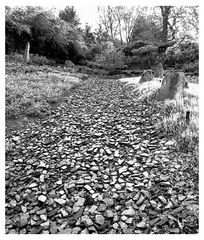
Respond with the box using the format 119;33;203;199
6;55;81;119
132;79;199;153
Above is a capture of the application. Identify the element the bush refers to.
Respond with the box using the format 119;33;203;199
85;44;102;61
5;7;87;64
95;48;126;69
31;54;55;65
165;41;199;75
123;40;160;69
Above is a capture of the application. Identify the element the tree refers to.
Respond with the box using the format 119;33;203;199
97;6;118;41
97;6;145;44
159;6;172;42
59;6;80;26
83;23;95;47
130;14;162;44
156;6;199;42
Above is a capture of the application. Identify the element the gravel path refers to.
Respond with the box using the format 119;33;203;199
5;78;198;234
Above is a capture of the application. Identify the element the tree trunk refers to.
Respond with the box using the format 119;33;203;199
160;6;172;43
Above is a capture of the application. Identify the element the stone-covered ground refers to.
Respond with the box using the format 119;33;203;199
5;78;198;234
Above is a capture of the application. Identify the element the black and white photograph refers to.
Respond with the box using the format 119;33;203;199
4;0;199;235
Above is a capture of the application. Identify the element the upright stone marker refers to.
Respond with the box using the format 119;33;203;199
139;70;154;83
23;42;30;63
65;60;75;67
152;63;164;78
158;71;186;100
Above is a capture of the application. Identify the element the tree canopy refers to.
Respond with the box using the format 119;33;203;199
5;5;199;74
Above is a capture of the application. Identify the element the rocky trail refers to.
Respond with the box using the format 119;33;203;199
5;77;198;234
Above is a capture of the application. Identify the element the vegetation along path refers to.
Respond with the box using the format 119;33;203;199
5;77;198;234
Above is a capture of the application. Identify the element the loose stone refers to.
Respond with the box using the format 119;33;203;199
95;215;105;225
38;195;47;203
121;206;136;216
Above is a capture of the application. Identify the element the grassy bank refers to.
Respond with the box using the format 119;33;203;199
5;55;82;120
132;79;199;154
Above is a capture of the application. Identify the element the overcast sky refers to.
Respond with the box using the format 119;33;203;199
73;6;99;29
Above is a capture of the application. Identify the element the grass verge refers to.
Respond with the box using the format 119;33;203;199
6;54;82;120
133;80;199;154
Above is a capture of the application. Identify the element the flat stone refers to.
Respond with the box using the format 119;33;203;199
126;182;134;188
122;206;136;216
136;195;145;205
118;166;127;173
76;197;85;207
67;183;75;189
30;227;42;234
60;209;68;217
124;228;134;234
158;196;167;204
95;215;105;225
80;228;89;234
88;226;98;234
149;217;160;226
40;220;50;228
113;223;119;229
77;178;85;185
91;166;99;171
19;229;27;234
58;222;68;232
170;206;183;215
81;215;93;227
106;210;114;218
92;193;99;199
38;195;47;203
156;217;168;226
114;183;122;190
121;216;128;221
58;227;72;234
15;194;21;202
10;200;17;208
28;183;38;188
39;161;46;168
127;160;134;165
72;227;81;234
103;198;114;206
84;185;92;191
126;218;133;224
15;213;29;227
72;206;80;213
40;214;47;221
50;222;58;234
40;175;45;182
97;203;106;211
165;201;173;209
54;198;66;206
114;150;120;157
170;228;180;233
136;220;146;228
119;221;128;232
143;171;149;178
89;205;98;213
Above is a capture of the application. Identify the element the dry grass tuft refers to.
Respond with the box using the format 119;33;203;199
131;79;199;153
6;56;81;119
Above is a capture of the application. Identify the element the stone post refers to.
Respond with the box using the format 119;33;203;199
23;42;30;63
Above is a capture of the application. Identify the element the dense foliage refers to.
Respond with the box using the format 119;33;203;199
5;6;199;74
5;7;87;64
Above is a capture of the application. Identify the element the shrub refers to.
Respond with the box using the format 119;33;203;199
5;7;87;64
94;41;126;69
30;54;55;65
95;50;126;69
165;41;199;75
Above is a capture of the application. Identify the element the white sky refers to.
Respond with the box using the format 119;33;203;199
55;5;99;29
